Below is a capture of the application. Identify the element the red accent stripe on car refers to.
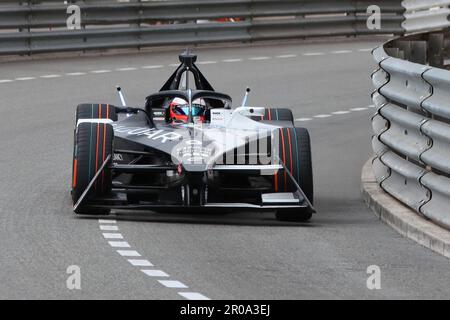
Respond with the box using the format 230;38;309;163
280;128;287;191
101;105;109;191
72;159;78;188
273;173;278;192
287;128;293;175
95;106;101;190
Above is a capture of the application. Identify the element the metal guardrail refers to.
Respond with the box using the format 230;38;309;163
0;0;406;55
402;0;450;32
371;28;450;229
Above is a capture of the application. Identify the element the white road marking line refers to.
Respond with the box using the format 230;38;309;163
222;58;243;63
249;56;270;60
117;250;141;257
116;67;137;71
178;292;210;300
102;233;123;239
350;107;368;111
66;72;86;76
40;74;61;78
141;65;164;69
314;114;332;118
15;77;35;81
196;61;217;65
91;70;111;74
295;118;313;122
108;241;130;248
275;54;297;58
168;63;179;67
142;269;169;277
358;48;373;52
98;219;117;224
0;79;13;83
331;50;352;54
332;111;351;115
158;280;188;288
128;259;153;267
303;52;324;56
100;225;119;231
368;104;376;108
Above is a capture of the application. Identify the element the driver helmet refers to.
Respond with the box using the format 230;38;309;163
169;97;206;123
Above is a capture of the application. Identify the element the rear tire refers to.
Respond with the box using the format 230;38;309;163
72;122;114;215
275;127;313;222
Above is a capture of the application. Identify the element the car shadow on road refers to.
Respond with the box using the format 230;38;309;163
79;210;319;228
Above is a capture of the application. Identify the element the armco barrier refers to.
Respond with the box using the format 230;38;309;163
0;0;407;55
402;0;450;32
0;0;447;56
371;28;450;229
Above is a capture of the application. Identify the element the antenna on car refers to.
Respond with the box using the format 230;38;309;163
116;86;127;107
187;88;193;124
241;87;251;107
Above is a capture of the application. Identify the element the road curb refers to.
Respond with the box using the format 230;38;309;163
361;158;450;259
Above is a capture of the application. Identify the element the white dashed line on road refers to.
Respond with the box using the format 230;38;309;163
128;259;153;267
275;54;297;59
66;72;87;76
295;105;375;122
108;241;131;248
103;233;123;239
222;58;243;63
141;65;164;69
178;292;210;300
117;250;141;257
0;48;374;85
98;218;208;299
331;50;352;54
40;74;61;78
100;225;119;231
141;269;170;277
249;56;270;60
314;114;332;118
332;111;351;115
159;280;188;289
303;52;325;56
91;70;112;74
116;67;137;71
99;219;117;224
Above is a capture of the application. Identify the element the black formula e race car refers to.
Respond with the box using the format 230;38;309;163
71;52;315;221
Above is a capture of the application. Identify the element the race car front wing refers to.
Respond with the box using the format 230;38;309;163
74;160;316;214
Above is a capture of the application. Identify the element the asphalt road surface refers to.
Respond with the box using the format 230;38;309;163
0;38;449;300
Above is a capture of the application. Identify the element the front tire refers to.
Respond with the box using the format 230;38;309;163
275;127;313;222
76;103;117;124
72;122;114;215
